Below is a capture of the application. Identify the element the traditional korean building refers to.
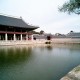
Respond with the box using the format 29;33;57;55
67;31;80;38
0;14;38;41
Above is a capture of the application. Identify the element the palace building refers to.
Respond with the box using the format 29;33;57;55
0;14;38;41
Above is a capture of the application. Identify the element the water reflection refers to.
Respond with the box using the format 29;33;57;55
46;45;53;50
0;44;80;80
0;47;32;65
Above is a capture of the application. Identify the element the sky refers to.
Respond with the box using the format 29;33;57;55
0;0;80;34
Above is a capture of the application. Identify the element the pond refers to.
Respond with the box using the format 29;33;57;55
0;44;80;80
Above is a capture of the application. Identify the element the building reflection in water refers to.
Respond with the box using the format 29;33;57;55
0;47;32;65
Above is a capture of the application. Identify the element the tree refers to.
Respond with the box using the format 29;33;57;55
59;0;80;14
70;30;74;33
31;30;39;34
40;30;44;35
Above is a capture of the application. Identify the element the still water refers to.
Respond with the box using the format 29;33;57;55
0;44;80;80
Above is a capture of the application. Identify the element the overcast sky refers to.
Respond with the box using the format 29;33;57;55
0;0;80;34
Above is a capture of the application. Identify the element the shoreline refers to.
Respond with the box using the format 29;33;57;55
0;38;80;46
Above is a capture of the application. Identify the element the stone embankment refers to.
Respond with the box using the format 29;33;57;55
0;40;46;46
61;65;80;80
0;38;80;46
51;38;80;44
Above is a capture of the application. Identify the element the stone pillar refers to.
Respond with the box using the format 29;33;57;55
26;34;28;40
5;33;8;41
20;34;22;41
14;34;16;41
31;34;33;41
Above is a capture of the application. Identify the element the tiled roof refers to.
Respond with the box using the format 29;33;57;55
0;14;38;29
67;32;80;38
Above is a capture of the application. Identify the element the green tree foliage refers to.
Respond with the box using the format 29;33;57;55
59;0;80;14
40;30;44;35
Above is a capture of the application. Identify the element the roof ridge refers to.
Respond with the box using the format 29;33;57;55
0;13;21;19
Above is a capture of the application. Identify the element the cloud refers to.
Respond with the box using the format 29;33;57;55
0;0;80;34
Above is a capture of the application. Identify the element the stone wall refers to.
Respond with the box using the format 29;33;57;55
61;65;80;80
